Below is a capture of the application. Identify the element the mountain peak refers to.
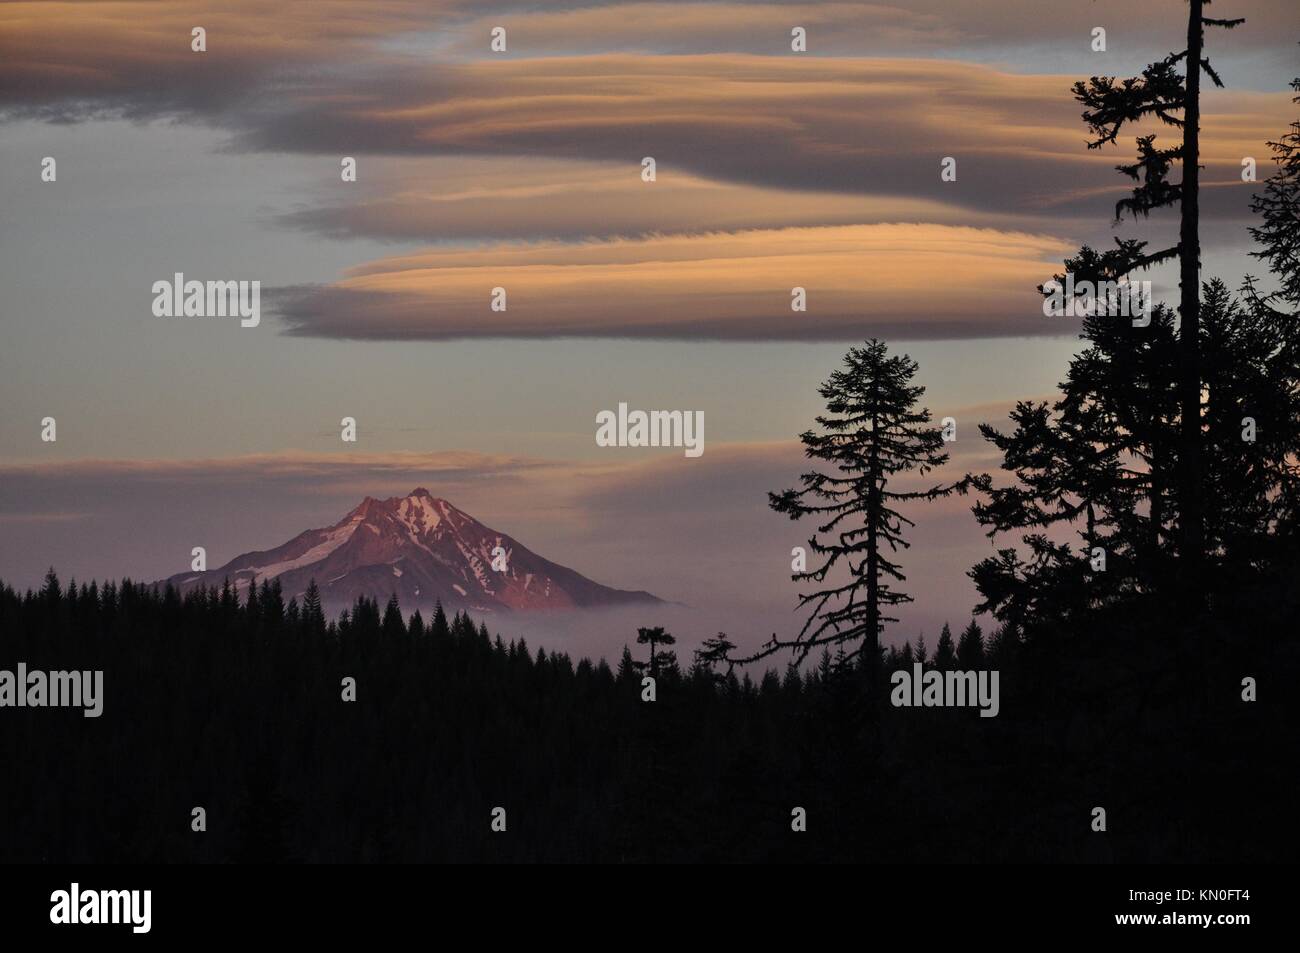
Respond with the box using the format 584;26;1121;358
164;493;661;614
398;488;458;513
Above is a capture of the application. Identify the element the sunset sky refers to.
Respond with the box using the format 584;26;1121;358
1;1;1295;657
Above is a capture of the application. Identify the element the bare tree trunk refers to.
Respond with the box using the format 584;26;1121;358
1179;0;1205;600
866;410;880;666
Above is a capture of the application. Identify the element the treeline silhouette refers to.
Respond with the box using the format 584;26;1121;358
0;571;1289;862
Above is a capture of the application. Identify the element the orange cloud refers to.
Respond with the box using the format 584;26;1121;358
274;156;1008;242
274;223;1075;340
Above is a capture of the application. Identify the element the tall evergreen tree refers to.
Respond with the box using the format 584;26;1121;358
985;623;1018;669
1243;80;1300;544
913;634;928;665
302;579;325;634
616;644;637;684
261;579;284;629
1063;0;1244;596
636;626;676;677
1248;74;1300;309
430;600;450;640
897;641;914;666
381;594;406;638
970;302;1180;626
750;339;965;667
244;579;260;623
956;620;985;669
972;279;1300;633
933;623;956;671
693;632;737;682
41;567;59;603
816;647;834;684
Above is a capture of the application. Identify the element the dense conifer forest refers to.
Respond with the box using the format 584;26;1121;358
0;570;1291;863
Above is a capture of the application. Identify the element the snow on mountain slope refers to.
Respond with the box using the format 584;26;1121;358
162;489;661;613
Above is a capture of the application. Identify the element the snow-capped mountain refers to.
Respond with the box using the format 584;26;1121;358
162;489;660;612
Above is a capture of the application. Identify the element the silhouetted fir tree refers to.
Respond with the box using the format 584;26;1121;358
816;647;833;684
969;305;1183;627
261;579;284;629
635;625;675;677
957;620;985;668
933;623;956;670
973;281;1300;635
1237;82;1300;548
244;580;260;624
721;669;741;697
1063;0;1245;599
984;624;1016;670
430;600;450;640
753;339;966;670
219;578;236;614
897;641;913;666
451;611;475;642
347;595;381;635
692;631;737;682
162;582;182;617
1197;279;1300;566
381;594;405;638
1248;74;1300;308
41;567;60;604
782;662;803;696
408;609;425;638
913;634;928;665
302;579;325;634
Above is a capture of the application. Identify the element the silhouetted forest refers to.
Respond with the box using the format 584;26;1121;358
0;571;1291;863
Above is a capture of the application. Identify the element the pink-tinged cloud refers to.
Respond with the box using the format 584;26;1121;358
272;156;1023;243
5;10;1288;223
272;223;1076;340
224;55;1286;219
5;2;1296;116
